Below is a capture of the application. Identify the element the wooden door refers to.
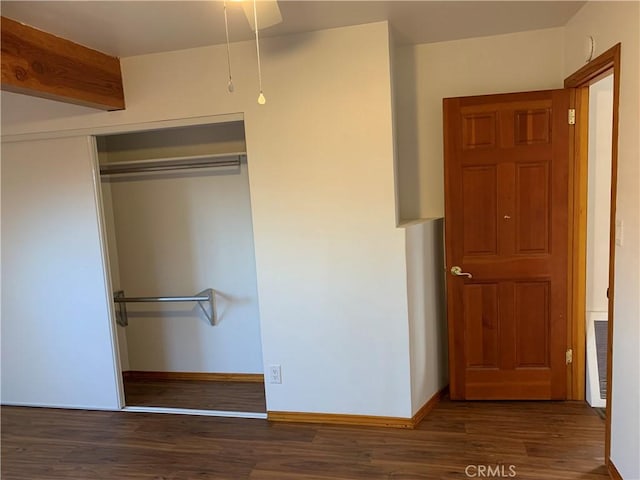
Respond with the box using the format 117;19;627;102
444;89;572;400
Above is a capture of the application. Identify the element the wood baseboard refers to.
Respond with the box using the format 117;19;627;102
267;411;414;429
268;385;449;429
608;460;623;480
412;385;449;426
122;371;264;383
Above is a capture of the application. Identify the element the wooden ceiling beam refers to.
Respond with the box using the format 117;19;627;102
1;16;125;111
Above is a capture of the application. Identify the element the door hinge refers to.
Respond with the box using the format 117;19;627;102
566;348;573;364
568;109;576;125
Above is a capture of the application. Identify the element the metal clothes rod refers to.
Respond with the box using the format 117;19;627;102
100;153;244;176
113;289;216;327
114;295;210;303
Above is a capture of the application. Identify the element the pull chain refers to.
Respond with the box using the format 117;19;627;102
253;0;266;104
223;0;234;92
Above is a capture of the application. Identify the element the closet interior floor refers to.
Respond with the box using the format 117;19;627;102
123;378;266;412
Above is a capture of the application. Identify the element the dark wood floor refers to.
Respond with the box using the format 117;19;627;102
1;398;608;479
123;378;267;412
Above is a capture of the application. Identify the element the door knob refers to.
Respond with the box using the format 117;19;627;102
450;266;473;278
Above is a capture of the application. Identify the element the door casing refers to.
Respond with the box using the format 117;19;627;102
564;43;621;468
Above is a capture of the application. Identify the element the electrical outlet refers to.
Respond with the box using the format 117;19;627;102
268;365;282;384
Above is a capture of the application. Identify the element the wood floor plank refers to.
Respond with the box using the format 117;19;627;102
1;398;608;479
123;378;267;412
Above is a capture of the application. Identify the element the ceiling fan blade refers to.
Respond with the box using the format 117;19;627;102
241;0;282;31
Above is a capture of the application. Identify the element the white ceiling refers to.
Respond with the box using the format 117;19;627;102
1;1;585;57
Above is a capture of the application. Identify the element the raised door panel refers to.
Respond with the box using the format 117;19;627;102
514;109;552;145
515;282;550;368
462;112;497;150
463;284;499;368
462;166;498;256
515;163;550;254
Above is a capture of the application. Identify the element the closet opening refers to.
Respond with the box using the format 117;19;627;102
96;120;266;418
584;74;614;417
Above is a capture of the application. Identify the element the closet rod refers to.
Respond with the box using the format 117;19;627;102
113;295;209;303
100;153;244;176
113;289;216;327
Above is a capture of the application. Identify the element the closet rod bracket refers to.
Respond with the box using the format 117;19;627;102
196;289;217;326
114;290;128;327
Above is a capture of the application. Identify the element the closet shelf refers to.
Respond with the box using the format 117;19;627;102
113;289;217;326
99;152;245;176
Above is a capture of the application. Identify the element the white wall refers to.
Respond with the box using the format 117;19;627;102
1;22;413;417
586;75;613;314
104;160;263;374
404;218;448;414
565;2;640;478
244;23;410;416
1;137;120;409
394;27;565;220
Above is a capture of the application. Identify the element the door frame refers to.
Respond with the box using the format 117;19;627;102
564;43;621;466
86;114;270;419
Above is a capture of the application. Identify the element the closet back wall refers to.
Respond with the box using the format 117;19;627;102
101;128;262;373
